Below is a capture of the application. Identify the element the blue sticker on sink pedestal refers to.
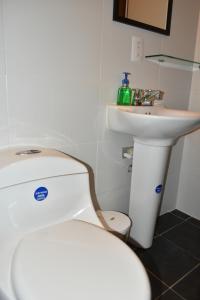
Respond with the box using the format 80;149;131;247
34;187;48;201
155;184;163;194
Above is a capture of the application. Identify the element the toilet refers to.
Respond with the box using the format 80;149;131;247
0;147;150;300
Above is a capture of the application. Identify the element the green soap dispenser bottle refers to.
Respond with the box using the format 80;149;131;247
117;72;132;105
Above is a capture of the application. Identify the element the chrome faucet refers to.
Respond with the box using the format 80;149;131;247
133;89;164;106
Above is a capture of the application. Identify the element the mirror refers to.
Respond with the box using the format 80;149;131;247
113;0;173;35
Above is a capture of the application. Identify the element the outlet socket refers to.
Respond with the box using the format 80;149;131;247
131;36;143;61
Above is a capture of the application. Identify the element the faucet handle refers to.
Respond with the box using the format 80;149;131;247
153;90;164;100
132;89;164;106
146;90;165;102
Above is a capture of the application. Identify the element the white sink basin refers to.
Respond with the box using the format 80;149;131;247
107;104;200;146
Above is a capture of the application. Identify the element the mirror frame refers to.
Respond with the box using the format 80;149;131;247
113;0;173;36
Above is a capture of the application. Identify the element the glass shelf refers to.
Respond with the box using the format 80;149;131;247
145;54;200;71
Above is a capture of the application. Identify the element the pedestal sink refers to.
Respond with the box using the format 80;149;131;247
107;104;200;248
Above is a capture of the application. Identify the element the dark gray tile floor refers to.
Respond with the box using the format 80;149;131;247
128;210;200;300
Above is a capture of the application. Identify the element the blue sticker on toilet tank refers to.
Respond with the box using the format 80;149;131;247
155;184;163;194
34;187;48;201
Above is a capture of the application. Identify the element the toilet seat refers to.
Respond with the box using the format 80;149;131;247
11;220;150;300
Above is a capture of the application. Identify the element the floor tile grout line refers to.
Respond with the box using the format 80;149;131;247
156;211;200;239
170;211;200;230
170;211;191;221
169;262;200;290
151;211;200;299
170;288;188;300
154;287;170;300
185;220;200;230
157;219;187;236
145;268;170;288
147;262;200;299
135;211;200;299
162;235;200;261
154;287;187;300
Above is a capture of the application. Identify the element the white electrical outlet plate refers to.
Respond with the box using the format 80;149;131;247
131;36;143;62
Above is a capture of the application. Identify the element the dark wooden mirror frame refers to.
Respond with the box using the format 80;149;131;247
113;0;173;36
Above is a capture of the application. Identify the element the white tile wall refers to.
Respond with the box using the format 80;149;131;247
0;0;199;214
176;11;200;219
0;0;9;146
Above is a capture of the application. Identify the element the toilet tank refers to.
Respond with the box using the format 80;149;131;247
0;147;100;237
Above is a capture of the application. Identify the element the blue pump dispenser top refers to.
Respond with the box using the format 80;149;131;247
117;72;132;105
122;72;131;86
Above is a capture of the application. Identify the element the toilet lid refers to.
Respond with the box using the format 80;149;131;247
11;220;150;300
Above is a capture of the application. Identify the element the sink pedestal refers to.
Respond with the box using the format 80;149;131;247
107;104;200;248
129;141;171;248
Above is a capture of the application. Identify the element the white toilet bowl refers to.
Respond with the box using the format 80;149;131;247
0;147;150;300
